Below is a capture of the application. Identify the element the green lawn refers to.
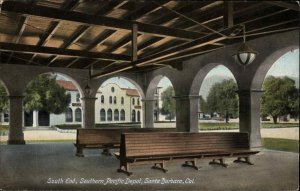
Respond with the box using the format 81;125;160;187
262;138;299;153
198;122;298;130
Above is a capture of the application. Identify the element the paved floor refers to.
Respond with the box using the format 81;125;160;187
0;143;298;191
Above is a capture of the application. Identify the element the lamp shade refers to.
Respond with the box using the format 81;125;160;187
84;84;92;96
233;43;258;66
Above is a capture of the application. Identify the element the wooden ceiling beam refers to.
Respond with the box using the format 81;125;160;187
224;1;234;28
2;1;204;40
0;42;131;62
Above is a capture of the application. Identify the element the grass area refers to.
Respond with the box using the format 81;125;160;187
199;122;298;130
262;138;299;153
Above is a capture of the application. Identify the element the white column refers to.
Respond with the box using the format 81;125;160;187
8;95;25;144
32;110;38;127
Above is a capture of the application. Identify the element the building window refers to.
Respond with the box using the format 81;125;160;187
111;87;115;93
109;96;112;104
120;109;125;121
132;110;136;122
75;108;82;122
114;96;117;104
114;109;119;121
137;98;140;106
101;95;104;103
4;113;9;122
107;109;112;121
65;108;73;122
76;93;80;102
121;97;124;104
137;110;141;122
132;98;135;105
100;109;106;121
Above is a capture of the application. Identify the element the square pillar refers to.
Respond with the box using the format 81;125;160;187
8;96;25;144
175;95;199;132
81;97;97;128
142;99;155;128
238;90;263;148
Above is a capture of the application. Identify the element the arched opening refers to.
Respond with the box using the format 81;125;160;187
0;81;9;141
147;76;176;128
100;109;106;122
132;110;136;122
114;109;119;121
95;77;143;127
23;73;82;130
199;65;239;131
75;108;82;122
107;109;112;121
259;49;299;152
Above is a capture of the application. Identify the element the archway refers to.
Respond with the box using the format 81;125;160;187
23;73;83;130
146;75;175;128
258;49;299;150
198;65;239;131
0;81;9;143
95;77;144;127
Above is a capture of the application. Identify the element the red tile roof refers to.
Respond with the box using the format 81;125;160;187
122;88;140;97
56;80;77;91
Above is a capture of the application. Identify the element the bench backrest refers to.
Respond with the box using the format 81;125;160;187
76;128;176;145
120;132;250;158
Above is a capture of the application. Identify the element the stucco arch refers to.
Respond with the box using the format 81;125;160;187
190;63;239;96
251;46;299;90
0;80;10;96
23;72;84;97
145;75;175;99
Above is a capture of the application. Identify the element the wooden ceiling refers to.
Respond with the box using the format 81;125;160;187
0;0;299;78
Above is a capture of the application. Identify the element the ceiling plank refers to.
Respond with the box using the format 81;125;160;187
91;27;237;79
0;42;131;62
6;16;28;64
266;1;299;12
27;0;81;65
2;1;204;40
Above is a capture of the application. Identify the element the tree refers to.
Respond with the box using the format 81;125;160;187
0;84;8;112
261;76;299;123
205;79;238;123
161;86;176;121
23;74;71;114
199;95;208;113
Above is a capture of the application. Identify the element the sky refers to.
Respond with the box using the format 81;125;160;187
56;49;299;96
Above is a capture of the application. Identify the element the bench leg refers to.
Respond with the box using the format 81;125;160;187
234;157;254;165
75;147;84;157
117;163;133;176
182;159;200;170
101;148;112;156
151;161;168;173
209;158;228;167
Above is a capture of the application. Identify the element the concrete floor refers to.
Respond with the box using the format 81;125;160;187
0;143;298;191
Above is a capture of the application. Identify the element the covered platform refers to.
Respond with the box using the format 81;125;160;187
0;143;298;190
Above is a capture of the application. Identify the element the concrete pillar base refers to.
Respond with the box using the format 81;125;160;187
7;140;26;145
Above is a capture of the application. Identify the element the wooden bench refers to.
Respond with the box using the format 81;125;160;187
115;132;259;176
74;128;176;157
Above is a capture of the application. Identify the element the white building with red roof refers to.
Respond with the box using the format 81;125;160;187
23;80;142;127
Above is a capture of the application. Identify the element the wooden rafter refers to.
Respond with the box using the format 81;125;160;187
2;1;204;40
0;42;131;62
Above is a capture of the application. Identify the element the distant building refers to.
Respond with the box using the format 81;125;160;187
21;81;142;127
